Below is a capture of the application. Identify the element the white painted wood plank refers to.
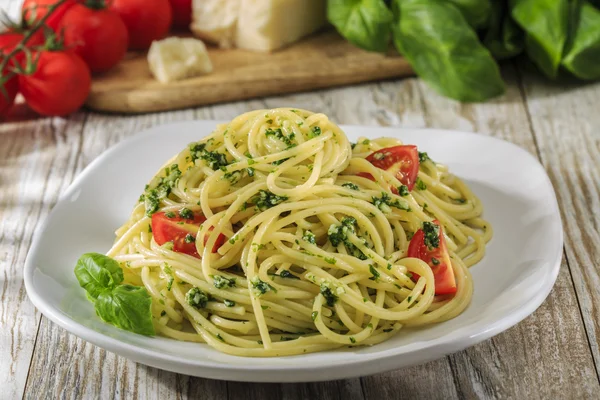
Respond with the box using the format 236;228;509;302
519;69;600;379
0;112;87;400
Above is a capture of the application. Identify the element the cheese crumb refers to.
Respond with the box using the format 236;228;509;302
148;37;213;84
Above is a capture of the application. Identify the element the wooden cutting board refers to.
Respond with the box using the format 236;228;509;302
85;30;414;114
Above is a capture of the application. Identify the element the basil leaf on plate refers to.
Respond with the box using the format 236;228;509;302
562;1;600;80
74;252;124;300
445;0;492;29
327;0;394;52
95;285;155;336
392;0;504;102
511;0;570;79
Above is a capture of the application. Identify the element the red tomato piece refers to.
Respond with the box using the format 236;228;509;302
365;145;419;190
18;50;91;116
151;211;225;257
110;0;172;50
169;0;192;29
407;220;457;295
22;0;77;30
58;3;128;73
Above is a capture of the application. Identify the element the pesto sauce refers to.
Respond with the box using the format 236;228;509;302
212;275;236;289
142;164;182;217
185;287;209;308
320;283;338;306
372;192;410;212
252;190;288;211
422;221;440;249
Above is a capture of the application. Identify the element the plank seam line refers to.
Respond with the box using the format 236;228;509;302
514;62;600;385
446;356;465;399
21;316;43;400
359;376;367;400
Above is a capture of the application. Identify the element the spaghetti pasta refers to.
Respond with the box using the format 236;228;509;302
106;108;492;356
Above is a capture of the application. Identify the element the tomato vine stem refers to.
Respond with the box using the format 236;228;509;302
0;0;71;85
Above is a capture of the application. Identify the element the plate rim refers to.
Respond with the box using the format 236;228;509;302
23;121;564;382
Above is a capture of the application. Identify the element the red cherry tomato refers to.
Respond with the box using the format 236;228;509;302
0;29;45;66
408;220;457;295
58;3;128;73
169;0;192;29
18;50;91;116
151;211;226;257
364;145;419;191
0;74;18;117
0;31;41;52
22;0;77;30
110;0;172;50
0;30;42;117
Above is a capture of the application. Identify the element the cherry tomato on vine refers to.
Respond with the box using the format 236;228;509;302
0;29;44;52
18;50;91;116
0;74;18;117
110;0;172;50
58;2;128;73
0;28;45;67
169;0;192;30
0;31;38;116
22;0;77;30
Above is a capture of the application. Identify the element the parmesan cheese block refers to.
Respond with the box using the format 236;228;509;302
191;0;327;52
235;0;327;52
191;0;241;48
148;38;213;83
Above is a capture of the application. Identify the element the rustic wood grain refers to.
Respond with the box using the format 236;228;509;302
518;68;600;380
0;111;87;399
86;30;414;114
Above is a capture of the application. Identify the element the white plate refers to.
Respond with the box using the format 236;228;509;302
24;121;563;382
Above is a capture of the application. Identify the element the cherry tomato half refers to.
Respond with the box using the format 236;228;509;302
408;220;457;295
151;210;226;257
364;145;419;191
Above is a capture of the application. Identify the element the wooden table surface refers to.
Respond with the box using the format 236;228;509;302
2;2;600;397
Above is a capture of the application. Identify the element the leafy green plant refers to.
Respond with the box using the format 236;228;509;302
74;253;155;336
392;0;504;102
483;1;524;60
562;1;600;79
327;0;394;52
328;0;600;102
445;0;492;29
511;0;570;79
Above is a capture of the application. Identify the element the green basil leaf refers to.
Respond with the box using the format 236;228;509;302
483;1;524;60
562;1;600;80
446;0;492;29
511;0;569;79
328;0;393;52
95;285;155;336
74;253;124;300
392;0;504;102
